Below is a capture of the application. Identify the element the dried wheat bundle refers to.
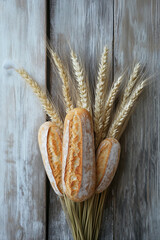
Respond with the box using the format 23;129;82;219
8;45;148;240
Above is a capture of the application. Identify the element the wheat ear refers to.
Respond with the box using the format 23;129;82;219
94;46;109;140
100;75;124;141
70;50;91;113
121;63;140;106
48;45;73;113
108;80;147;139
16;69;63;130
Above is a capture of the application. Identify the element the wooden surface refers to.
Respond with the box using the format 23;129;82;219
113;1;160;239
0;0;160;239
0;1;46;239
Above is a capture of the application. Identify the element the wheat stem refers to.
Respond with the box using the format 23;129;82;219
93;81;145;239
94;72;147;240
16;69;63;130
48;45;74;113
94;46;108;141
71;50;91;113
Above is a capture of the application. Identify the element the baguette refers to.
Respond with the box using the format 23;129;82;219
96;138;121;193
38;122;63;196
62;108;95;202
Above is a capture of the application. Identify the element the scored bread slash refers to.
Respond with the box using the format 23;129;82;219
96;138;121;194
62;108;96;202
38;122;63;196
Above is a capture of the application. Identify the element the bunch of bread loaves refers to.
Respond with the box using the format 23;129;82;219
38;108;121;202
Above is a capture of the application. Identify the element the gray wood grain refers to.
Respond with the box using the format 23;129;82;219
2;0;159;239
48;0;114;239
0;1;46;239
113;0;160;239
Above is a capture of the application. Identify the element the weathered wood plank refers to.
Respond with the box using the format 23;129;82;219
48;0;114;239
0;1;46;239
113;0;160;239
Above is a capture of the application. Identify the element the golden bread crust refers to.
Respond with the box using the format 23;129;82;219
38;122;63;196
96;138;121;194
62;108;95;202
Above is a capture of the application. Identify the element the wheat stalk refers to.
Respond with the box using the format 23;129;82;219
94;46;108;140
48;45;73;113
121;63;140;107
63;197;85;240
71;50;91;113
108;80;147;139
100;75;124;141
16;68;63;130
94;79;147;240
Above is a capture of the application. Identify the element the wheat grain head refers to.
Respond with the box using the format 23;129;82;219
94;46;109;140
121;63;141;107
48;44;73;113
108;80;147;139
100;75;124;142
16;68;63;130
70;49;91;114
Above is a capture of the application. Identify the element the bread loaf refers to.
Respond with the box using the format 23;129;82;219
38;122;63;196
96;138;121;193
62;108;95;202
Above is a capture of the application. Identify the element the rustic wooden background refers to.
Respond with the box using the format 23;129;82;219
0;0;160;239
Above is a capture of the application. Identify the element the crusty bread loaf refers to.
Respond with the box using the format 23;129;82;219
38;121;63;196
96;138;121;194
62;108;95;202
